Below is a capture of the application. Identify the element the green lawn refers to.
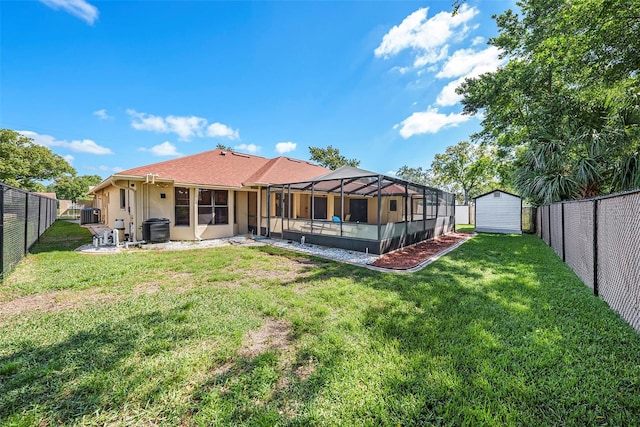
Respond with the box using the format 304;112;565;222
1;221;639;426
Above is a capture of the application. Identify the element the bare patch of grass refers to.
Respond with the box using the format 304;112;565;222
0;288;117;317
239;319;292;358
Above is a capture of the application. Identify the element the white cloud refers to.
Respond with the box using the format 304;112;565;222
96;165;124;173
471;36;485;46
397;107;471;138
275;141;296;154
93;109;112;120
138;141;182;157
434;46;504;106
127;109;239;141
39;0;98;25
63;154;75;163
165;115;207;140
436;46;502;79
435;76;468;106
374;4;478;69
392;66;411;74
68;139;113;154
127;110;168;132
207;122;239;140
386;170;397;176
234;143;260;154
20;130;113;155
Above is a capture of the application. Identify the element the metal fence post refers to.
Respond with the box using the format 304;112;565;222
561;202;565;262
37;197;42;238
547;205;552;247
24;194;29;254
593;199;599;296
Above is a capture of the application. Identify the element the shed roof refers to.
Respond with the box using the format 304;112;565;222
474;189;521;200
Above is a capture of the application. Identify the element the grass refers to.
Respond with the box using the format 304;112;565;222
1;221;639;426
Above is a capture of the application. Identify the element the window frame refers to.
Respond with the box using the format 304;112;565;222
198;189;229;225
175;187;190;226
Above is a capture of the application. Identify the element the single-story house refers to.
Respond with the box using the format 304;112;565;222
89;149;456;254
474;189;522;234
89;149;329;242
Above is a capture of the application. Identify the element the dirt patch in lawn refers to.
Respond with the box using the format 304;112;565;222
371;232;473;270
0;288;118;317
239;319;292;358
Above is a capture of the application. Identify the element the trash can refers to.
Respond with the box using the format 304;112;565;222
142;218;170;243
80;208;101;225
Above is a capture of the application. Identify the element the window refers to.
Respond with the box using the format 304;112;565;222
175;187;190;226
120;189;126;209
198;189;228;225
214;191;229;224
275;193;289;218
390;200;397;212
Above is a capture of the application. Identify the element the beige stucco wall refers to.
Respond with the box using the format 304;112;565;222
381;196;404;223
97;182;251;241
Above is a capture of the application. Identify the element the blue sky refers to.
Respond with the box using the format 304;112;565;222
1;0;515;179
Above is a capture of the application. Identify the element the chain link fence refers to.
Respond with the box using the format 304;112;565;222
537;189;640;331
1;183;57;280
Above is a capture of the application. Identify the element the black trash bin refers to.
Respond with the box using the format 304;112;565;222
142;218;170;243
80;208;101;225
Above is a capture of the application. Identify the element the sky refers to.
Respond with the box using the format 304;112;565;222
0;0;516;179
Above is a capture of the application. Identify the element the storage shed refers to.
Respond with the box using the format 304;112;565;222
474;190;522;234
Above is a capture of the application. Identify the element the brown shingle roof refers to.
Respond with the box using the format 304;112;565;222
115;149;328;188
245;156;329;185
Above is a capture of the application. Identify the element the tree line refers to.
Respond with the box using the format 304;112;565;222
0;129;102;201
458;0;640;206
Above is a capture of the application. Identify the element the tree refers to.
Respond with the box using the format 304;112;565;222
48;174;103;202
395;165;433;186
430;141;497;204
216;143;233;151
308;145;360;170
458;0;640;205
0;129;75;191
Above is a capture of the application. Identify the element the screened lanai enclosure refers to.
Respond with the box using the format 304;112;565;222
265;166;456;254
